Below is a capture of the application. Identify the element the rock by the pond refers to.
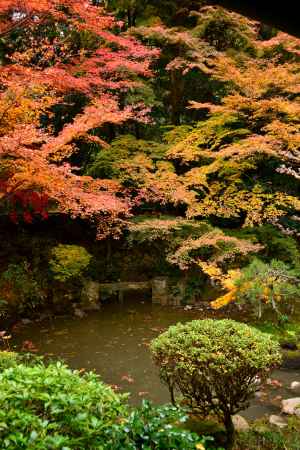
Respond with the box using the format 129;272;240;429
266;378;282;388
73;308;86;319
282;353;300;370
255;390;266;399
290;381;300;393
281;342;298;351
232;415;250;432
21;318;32;325
35;313;50;322
81;280;101;311
281;398;300;417
269;415;288;429
184;305;193;311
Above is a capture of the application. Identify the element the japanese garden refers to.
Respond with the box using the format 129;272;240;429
0;1;300;449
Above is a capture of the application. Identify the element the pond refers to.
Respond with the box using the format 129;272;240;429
11;297;300;421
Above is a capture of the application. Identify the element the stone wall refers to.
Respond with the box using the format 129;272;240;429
152;278;169;305
79;277;196;310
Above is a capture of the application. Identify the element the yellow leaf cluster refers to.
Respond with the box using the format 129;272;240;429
0;86;54;136
209;269;241;310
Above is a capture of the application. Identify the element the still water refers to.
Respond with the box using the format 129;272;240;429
11;297;300;421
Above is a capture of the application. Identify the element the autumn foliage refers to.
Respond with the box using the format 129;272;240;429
1;1;300;312
0;0;158;237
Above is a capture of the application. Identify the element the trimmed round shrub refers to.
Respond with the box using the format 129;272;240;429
151;319;282;449
49;244;92;282
0;360;211;450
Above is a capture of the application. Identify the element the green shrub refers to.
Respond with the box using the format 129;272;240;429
108;401;214;450
151;319;282;450
49;244;92;282
0;360;216;449
0;351;19;370
0;351;43;371
0;262;43;315
230;225;300;268
86;135;166;180
0;361;127;449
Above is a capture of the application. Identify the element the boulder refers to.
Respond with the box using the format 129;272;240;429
232;415;250;432
290;381;300;393
282;353;300;369
255;391;265;399
184;305;193;311
281;398;300;417
73;307;86;319
269;415;288;429
151;277;169;305
21;318;32;325
281;342;297;351
81;280;101;311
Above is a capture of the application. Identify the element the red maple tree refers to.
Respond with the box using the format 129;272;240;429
0;0;158;237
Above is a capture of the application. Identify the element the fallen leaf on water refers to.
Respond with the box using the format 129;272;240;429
266;378;282;388
121;375;135;384
196;444;205;450
138;391;149;397
21;340;38;352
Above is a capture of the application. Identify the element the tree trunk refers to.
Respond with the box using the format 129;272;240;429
169;384;176;406
224;414;235;450
134;122;140;139
169;69;184;125
132;8;137;27
106;239;112;271
127;8;132;27
127;8;137;27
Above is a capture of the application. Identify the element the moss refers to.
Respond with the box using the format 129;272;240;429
283;348;300;358
235;417;300;450
282;348;300;369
